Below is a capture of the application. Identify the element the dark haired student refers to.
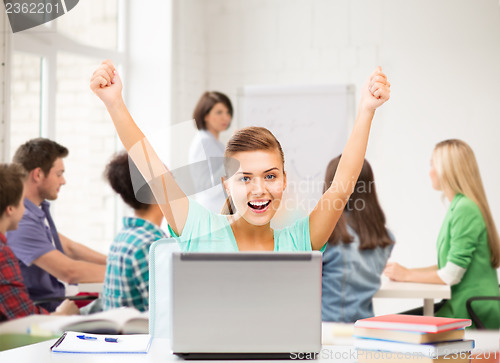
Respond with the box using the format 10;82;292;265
321;156;394;322
102;152;168;312
7;138;106;312
188;91;233;213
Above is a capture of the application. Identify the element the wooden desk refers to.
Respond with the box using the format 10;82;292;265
373;278;451;316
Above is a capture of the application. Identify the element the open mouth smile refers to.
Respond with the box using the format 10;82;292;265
247;200;271;213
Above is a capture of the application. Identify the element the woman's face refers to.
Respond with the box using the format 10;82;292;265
429;157;441;191
224;150;286;226
204;102;231;135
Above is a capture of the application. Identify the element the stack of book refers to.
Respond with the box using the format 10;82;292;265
354;314;473;363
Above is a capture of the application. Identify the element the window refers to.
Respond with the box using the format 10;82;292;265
8;1;126;253
56;0;119;50
54;53;119;246
9;52;42;157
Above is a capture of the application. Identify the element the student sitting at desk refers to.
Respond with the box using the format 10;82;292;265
90;60;390;252
321;156;394;322
7;138;107;312
384;139;500;329
102;152;169;312
0;164;78;321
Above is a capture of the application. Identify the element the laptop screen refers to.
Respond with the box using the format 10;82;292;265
171;251;322;356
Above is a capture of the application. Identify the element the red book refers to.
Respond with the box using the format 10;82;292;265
354;314;471;333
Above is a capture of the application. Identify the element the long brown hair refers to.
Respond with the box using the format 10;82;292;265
324;155;393;250
433;139;500;268
221;127;284;215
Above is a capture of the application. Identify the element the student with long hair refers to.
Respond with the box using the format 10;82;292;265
384;139;500;329
321;156;394;322
90;60;390;252
189;91;233;213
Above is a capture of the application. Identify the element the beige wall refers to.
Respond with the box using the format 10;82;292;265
0;11;10;162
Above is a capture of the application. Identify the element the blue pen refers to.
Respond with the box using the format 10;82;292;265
77;335;97;341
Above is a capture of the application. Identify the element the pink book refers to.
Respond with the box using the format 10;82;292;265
354;314;471;333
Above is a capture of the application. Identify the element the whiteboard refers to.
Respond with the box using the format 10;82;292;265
237;84;355;228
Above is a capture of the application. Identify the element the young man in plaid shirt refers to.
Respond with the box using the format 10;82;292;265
0;164;78;321
102;152;169;312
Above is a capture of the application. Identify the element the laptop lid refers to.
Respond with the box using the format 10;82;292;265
171;252;322;357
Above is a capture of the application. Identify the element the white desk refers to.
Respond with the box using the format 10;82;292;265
374;278;451;316
78;283;104;294
1;328;497;362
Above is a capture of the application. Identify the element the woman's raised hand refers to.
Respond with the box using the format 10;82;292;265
359;66;391;112
90;59;123;108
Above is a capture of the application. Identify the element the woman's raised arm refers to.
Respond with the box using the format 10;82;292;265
309;67;391;250
90;60;189;235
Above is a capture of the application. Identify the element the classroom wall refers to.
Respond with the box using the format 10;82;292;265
0;12;9;162
127;0;172;164
170;0;210;168
170;0;500;314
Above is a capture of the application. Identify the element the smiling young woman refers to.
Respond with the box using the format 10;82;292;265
90;60;390;253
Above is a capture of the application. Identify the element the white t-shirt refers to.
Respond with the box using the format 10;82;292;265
188;130;226;213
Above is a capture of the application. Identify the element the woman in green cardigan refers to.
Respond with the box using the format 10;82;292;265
384;139;500;329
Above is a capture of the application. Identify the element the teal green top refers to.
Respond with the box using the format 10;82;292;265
168;198;326;252
435;194;500;329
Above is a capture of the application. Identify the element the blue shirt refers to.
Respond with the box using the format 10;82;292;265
103;217;169;312
168;198;325;252
321;226;393;322
6;198;66;312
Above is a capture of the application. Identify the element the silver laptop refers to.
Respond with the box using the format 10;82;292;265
171;251;322;359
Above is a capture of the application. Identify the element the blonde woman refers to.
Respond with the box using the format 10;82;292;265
384;139;500;329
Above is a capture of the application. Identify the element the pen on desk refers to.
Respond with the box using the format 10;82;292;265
77;335;97;341
76;334;118;342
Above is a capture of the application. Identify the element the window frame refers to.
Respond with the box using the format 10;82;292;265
8;0;128;145
2;0;130;242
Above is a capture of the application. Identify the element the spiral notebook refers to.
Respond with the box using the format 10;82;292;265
50;331;152;354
